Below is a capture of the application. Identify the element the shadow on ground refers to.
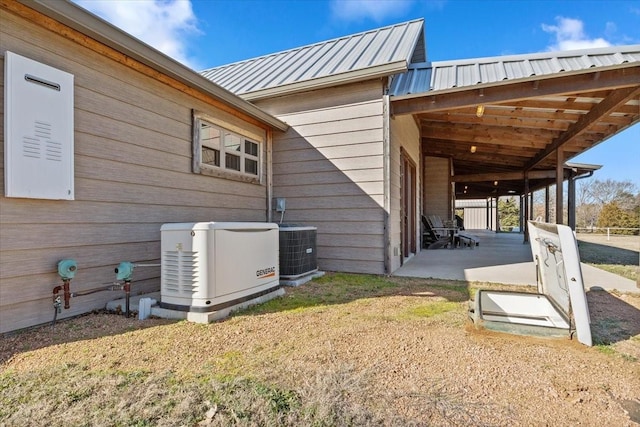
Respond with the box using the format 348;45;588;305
587;289;640;345
578;240;638;266
0;312;178;364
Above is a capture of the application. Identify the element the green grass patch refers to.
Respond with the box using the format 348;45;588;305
594;344;616;355
237;273;538;318
577;239;638;281
587;263;637;282
591;317;628;346
399;301;461;320
577;240;638;265
240;273;414;315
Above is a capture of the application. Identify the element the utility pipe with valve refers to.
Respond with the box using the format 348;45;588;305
114;262;160;317
52;259;77;327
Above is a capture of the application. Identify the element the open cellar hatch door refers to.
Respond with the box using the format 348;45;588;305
470;221;592;346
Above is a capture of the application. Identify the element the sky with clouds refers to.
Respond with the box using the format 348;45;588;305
74;0;640;70
72;0;639;182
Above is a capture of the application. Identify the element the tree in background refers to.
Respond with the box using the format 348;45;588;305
597;202;640;235
576;178;638;230
585;178;637;208
498;197;520;231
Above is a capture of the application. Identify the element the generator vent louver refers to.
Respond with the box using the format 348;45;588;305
162;251;200;294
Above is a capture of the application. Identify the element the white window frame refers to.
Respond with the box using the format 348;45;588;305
192;111;262;184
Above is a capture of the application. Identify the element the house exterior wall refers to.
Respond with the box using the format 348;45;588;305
423;156;451;220
389;114;421;272
254;80;387;274
0;5;271;333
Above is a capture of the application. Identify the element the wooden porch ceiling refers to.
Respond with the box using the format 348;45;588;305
391;66;640;199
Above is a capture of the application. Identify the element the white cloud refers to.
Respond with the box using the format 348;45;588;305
542;17;611;51
330;0;415;22
74;0;201;69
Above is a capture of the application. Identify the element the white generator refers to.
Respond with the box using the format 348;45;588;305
160;222;279;312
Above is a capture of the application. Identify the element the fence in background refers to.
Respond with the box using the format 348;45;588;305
576;227;639;239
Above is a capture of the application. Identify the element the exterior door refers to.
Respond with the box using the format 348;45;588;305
401;150;417;260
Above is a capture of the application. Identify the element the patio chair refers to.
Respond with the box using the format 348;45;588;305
422;215;451;249
427;214;478;248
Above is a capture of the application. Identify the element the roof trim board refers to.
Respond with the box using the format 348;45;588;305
18;0;288;131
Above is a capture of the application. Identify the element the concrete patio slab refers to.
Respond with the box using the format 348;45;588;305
394;229;639;294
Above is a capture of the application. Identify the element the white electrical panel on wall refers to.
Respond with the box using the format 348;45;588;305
4;51;74;200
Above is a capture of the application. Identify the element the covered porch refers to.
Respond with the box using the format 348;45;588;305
390;46;640;243
394;229;638;293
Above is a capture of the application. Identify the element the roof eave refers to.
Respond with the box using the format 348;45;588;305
19;0;288;131
240;60;409;101
564;162;602;171
390;61;640;102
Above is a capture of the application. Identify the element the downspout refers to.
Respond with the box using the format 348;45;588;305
382;91;391;274
569;170;595;230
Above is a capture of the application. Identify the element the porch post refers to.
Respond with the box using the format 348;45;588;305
496;196;500;232
556;148;564;224
486;198;489;230
519;195;524;233
489;197;494;231
529;192;534;220
568;171;576;230
523;174;529;243
544;185;550;222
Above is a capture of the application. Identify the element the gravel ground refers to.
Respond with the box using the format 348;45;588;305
1;276;639;426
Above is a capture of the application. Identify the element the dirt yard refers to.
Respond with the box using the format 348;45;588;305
1;274;639;426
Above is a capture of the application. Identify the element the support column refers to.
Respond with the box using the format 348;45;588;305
556;148;564;224
529;192;534;220
486;198;489;230
524;174;529;243
544;186;550;222
495;196;500;232
568;172;576;230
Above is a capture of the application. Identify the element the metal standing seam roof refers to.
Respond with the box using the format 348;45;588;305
389;45;640;97
201;19;426;100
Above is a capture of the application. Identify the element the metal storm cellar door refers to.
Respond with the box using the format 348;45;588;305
470;221;592;346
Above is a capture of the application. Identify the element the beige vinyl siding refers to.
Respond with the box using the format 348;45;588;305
0;9;269;333
389;114;421;272
256;80;386;274
424;156;451;220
